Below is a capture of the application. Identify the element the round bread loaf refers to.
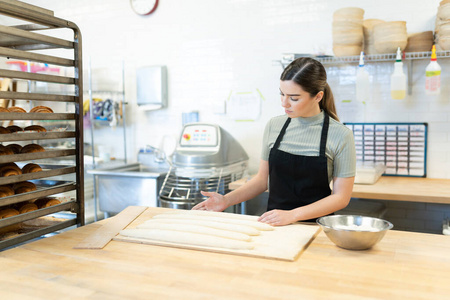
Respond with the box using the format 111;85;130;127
0;185;14;197
5;144;23;154
24;125;46;132
6;125;23;133
8;106;27;113
0;208;19;219
0;163;22;177
0;207;22;235
34;197;61;209
22;163;42;174
18;202;38;214
20;144;45;153
29;106;53;113
0;145;14;156
0;107;9;113
0;126;11;134
13;181;37;194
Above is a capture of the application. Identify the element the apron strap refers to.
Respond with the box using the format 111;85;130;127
319;113;329;157
273;117;291;150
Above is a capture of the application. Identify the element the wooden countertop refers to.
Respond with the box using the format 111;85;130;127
0;206;449;299
229;176;450;204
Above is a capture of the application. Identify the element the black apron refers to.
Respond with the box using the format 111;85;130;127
267;113;331;221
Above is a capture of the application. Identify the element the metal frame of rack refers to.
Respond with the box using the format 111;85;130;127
87;58;127;170
275;50;450;94
86;58;127;221
0;0;84;249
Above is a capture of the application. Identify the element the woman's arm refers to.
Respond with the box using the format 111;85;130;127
192;159;269;211
258;176;354;226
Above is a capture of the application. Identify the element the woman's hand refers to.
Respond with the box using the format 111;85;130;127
258;209;296;226
192;191;229;212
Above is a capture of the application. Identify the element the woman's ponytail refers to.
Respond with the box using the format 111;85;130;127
320;83;339;122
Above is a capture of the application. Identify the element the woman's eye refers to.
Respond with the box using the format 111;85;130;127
290;97;298;101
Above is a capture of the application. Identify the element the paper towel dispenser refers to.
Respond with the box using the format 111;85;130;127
136;65;167;110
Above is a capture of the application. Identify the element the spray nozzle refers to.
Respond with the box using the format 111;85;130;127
431;45;437;61
359;51;365;67
396;47;402;62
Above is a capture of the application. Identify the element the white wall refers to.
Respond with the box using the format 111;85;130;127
20;0;449;178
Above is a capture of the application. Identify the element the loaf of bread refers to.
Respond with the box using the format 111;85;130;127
22;163;42;174
29;106;53;113
8;106;26;113
18;202;38;214
34;197;61;209
0;208;19;219
20;144;45;153
23;125;46;132
0;208;22;235
0;185;14;197
0;145;14;156
0;107;9;113
5;144;23;154
0;126;11;134
6;125;23;133
12;181;37;194
0;163;22;177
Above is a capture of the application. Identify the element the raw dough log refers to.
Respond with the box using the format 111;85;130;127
153;213;274;231
163;209;260;220
143;218;260;236
136;222;251;241
120;228;254;250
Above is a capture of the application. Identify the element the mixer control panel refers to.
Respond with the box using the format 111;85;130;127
180;124;218;147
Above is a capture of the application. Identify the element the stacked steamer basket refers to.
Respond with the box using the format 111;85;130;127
332;7;365;57
363;19;385;55
404;31;434;52
373;21;408;54
436;0;450;50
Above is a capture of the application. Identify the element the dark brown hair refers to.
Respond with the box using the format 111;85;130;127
280;57;339;121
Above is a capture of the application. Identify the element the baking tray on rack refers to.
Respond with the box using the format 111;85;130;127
0;180;76;207
0;164;76;185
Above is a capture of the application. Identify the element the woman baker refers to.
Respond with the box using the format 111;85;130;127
193;57;356;226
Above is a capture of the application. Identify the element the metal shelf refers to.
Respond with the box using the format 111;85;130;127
276;50;450;67
275;50;450;95
0;131;76;142
0;149;76;164
0;0;84;250
0;112;76;120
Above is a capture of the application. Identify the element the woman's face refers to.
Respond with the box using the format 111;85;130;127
279;80;323;118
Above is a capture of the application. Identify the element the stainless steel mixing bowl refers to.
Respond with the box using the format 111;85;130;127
316;215;393;250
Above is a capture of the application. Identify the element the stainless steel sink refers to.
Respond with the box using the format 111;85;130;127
88;163;169;177
88;163;168;215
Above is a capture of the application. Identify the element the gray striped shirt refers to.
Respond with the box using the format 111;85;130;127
261;111;356;183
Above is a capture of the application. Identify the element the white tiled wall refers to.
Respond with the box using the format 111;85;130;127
10;0;450;231
17;0;447;177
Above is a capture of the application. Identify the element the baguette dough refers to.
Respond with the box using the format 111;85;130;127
163;209;260;221
153;213;274;231
143;218;260;236
136;222;251;241
120;228;254;250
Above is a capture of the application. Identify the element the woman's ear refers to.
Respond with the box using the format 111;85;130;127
315;91;324;102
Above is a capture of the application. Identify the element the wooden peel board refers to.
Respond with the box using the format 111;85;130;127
113;207;321;261
73;206;147;249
